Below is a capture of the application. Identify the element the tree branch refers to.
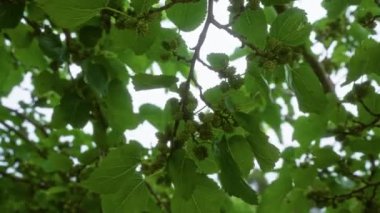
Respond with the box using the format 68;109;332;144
145;181;170;213
301;46;335;94
171;0;214;149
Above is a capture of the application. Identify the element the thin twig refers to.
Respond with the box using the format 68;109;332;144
145;181;170;213
358;98;380;117
171;0;215;147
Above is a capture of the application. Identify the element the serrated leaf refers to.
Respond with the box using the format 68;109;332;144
292;166;317;189
346;39;380;83
101;174;156;213
79;26;103;47
0;47;22;96
281;189;311;213
322;0;349;18
227;135;254;177
293;114;327;146
82;142;145;194
103;80;139;131
166;0;207;32
139;104;167;131
203;86;224;108
232;9;267;49
132;74;178;91
42;152;72;172
291;64;327;114
168;150;198;199
52;92;90;128
257;175;292;213
38;31;66;61
37;0;107;29
95;54;129;82
4;24;33;48
171;176;226;213
14;40;48;69
246;134;280;172
215;136;258;205
312;146;339;168
0;0;25;29
83;61;109;96
207;53;229;70
270;8;311;46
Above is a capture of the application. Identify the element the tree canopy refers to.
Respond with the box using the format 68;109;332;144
1;0;380;212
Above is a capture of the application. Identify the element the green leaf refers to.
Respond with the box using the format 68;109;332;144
215;136;258;205
132;74;178;91
187;142;219;174
203;86;224;108
232;9;268;49
270;8;311;46
293;114;327;146
166;0;207;32
38;31;65;61
246;134;280;172
4;24;33;48
78;148;99;165
346;39;380;83
171;176;226;213
227;135;254;177
33;71;68;96
95;53;129;82
207;53;229;70
83;61;110;96
42;152;73;172
312;146;340;168
101;174;156;213
79;26;103;47
107;20;160;55
291;64;327;114
82;142;145;194
118;49;152;73
322;0;349;19
261;0;294;6
292;166;317;189
14;40;48;69
0;47;22;96
37;0;107;29
346;138;380;155
0;0;25;29
139;104;167;131
280;188;311;213
131;0;158;14
103;80;139;131
257;175;292;213
52;92;90;128
168;150;198;199
246;60;271;101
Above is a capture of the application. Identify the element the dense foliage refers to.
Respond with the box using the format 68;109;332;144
1;0;380;212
